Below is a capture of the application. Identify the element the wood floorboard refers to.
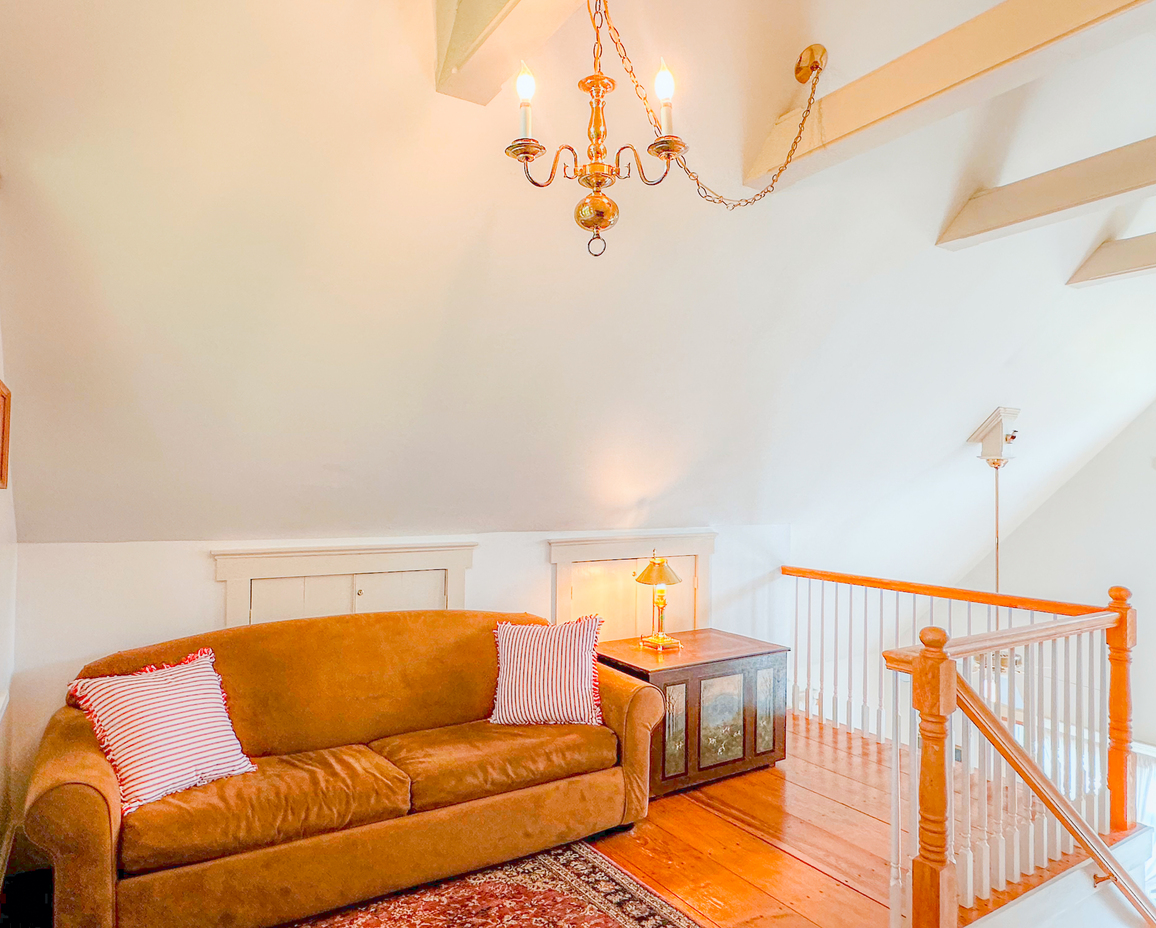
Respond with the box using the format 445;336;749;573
771;754;894;824
595;710;1102;928
645;794;890;928
594;818;824;928
686;784;892;906
697;768;893;861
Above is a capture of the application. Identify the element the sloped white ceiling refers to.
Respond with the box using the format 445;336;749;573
1;0;1155;586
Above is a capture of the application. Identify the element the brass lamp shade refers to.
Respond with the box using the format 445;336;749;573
636;558;681;586
636;554;682;651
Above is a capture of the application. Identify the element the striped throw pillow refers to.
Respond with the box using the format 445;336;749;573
68;648;255;813
490;616;603;725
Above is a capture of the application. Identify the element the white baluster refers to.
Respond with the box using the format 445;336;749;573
793;577;800;712
1031;637;1040;878
1099;628;1110;834
1076;633;1087;828
995;648;1010;890
1062;636;1074;854
1035;640;1048;866
833;584;840;726
890;667;905;928
1049;637;1061;860
805;580;814;719
958;654;974;908
863;586;871;736
1007;645;1022;881
846;584;854;732
877;588;886;739
819;581;826;722
976;652;991;901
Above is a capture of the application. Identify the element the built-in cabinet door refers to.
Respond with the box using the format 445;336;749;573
250;569;447;623
250;574;355;624
354;569;447;612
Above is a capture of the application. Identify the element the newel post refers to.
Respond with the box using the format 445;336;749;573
912;626;958;928
1107;586;1136;832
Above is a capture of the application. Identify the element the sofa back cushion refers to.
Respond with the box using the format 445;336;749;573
70;611;547;757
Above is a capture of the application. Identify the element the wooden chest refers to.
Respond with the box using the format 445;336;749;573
597;629;789;797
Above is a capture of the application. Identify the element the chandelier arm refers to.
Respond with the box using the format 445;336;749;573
600;0;823;208
523;146;579;188
614;145;672;186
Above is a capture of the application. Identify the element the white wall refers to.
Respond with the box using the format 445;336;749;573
960;396;1156;745
8;522;790;866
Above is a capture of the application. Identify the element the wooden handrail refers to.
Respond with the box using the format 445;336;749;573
955;674;1156;926
889;603;1143;928
882;611;1117;669
780;565;1106;616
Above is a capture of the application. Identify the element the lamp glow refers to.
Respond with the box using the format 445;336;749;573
655;59;674;103
655;59;674;135
516;62;536;103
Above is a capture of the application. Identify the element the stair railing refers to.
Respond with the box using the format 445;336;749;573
782;567;1142;926
882;588;1151;928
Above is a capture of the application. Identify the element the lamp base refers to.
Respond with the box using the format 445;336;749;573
641;632;682;651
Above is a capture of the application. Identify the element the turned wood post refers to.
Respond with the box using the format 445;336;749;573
1107;586;1136;832
912;626;958;928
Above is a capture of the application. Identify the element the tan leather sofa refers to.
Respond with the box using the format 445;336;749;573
24;610;665;928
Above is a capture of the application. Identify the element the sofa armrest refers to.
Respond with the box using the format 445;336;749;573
24;707;119;928
598;664;664;824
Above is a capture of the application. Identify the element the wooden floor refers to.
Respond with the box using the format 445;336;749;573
593;712;893;928
594;711;1113;928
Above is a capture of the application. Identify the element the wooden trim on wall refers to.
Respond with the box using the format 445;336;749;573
212;543;477;626
549;532;717;627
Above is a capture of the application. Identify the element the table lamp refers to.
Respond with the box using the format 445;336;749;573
636;551;682;651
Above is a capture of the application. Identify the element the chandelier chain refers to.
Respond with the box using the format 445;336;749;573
599;0;821;209
588;0;605;74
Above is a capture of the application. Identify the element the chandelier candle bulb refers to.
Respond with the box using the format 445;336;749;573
655;59;675;135
516;61;536;138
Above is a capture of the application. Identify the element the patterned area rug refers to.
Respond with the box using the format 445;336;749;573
289;842;701;927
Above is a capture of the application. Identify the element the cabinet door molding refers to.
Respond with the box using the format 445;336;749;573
213;544;476;626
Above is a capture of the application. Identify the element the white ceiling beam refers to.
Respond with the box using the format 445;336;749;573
435;0;584;106
1067;231;1156;286
744;0;1156;189
937;136;1156;249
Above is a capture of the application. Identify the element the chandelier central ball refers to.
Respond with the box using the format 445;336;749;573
575;192;619;232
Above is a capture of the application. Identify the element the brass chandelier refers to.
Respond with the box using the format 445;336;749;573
505;0;827;255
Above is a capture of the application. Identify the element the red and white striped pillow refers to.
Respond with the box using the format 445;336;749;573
490;616;603;726
68;648;255;814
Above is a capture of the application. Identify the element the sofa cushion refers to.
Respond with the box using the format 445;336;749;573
370;720;618;813
120;745;411;873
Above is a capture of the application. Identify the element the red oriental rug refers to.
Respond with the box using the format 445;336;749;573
288;842;702;928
